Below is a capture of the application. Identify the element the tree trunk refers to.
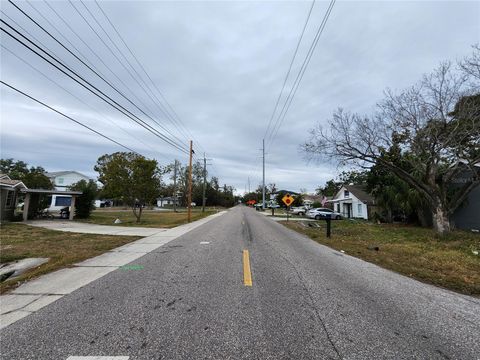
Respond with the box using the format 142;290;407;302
432;203;451;235
132;206;142;223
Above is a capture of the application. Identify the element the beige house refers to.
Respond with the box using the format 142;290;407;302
0;174;27;221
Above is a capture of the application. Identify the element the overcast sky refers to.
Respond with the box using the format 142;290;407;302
1;0;479;195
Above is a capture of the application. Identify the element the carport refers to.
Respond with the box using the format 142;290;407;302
21;189;82;221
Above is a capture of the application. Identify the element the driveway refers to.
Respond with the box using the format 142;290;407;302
25;220;167;236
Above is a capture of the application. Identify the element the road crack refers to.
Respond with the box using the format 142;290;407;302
261;234;343;359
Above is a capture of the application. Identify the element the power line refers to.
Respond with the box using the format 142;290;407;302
0;18;189;154
266;0;336;150
1;44;167;159
68;0;186;148
1;80;138;154
93;0;208;157
5;1;189;154
82;0;191;147
263;0;316;141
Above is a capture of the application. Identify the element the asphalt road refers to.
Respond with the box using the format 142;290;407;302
1;206;479;359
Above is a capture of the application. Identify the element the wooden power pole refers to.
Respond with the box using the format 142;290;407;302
202;153;207;212
187;141;193;222
173;159;178;213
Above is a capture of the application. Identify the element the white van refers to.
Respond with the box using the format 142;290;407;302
47;194;72;212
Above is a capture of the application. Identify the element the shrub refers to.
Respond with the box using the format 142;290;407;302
69;180;98;219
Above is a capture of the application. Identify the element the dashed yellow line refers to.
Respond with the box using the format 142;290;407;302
243;249;253;286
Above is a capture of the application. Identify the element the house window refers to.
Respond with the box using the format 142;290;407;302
57;178;64;184
336;204;340;212
5;191;15;207
344;190;350;198
55;196;71;207
358;204;362;215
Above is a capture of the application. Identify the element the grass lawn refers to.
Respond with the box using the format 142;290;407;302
0;223;141;294
282;220;480;296
82;208;217;228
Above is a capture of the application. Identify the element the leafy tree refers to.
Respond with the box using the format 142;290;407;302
316;179;341;197
1;159;53;217
303;51;480;235
338;170;368;185
365;148;429;224
94;152;162;223
242;191;260;204
0;158;53;189
69;180;98;219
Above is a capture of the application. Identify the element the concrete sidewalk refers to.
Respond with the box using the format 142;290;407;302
25;220;167;236
0;211;227;330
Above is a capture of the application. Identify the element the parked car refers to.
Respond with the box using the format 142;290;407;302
268;201;280;208
291;206;307;216
306;208;342;220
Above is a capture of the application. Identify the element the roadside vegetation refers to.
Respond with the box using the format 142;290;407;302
81;208;217;228
283;220;480;296
302;45;479;235
0;223;141;294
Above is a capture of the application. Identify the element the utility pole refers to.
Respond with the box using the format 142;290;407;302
173;159;178;213
202;153;207;212
248;177;250;193
262;138;266;211
187;141;193;222
201;153;212;213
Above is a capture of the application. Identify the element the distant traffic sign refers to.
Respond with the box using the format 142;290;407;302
282;194;294;206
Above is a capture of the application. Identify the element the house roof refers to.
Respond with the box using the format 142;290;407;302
45;171;90;179
0;176;28;190
303;194;328;202
20;189;82;195
343;185;375;205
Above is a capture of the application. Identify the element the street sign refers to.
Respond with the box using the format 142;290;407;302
282;194;294;206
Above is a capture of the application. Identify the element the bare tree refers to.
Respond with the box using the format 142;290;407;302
460;44;480;86
303;53;479;234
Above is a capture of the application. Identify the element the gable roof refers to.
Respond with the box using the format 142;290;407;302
343;185;374;205
45;171;90;179
0;176;28;190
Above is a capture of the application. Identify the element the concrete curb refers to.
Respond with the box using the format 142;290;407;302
0;211;227;330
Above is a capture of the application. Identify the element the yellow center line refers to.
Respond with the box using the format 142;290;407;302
243;249;253;287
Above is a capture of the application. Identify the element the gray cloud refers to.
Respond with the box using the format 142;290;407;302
1;0;478;194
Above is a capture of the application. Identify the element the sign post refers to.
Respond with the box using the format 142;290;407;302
326;214;331;238
281;194;295;222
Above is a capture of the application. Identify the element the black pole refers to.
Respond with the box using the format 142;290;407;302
326;214;331;238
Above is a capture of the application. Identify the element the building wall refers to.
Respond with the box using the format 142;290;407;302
0;189;17;221
51;173;90;191
452;184;480;230
333;187;369;220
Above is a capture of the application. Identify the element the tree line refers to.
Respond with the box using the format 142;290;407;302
1;153;238;222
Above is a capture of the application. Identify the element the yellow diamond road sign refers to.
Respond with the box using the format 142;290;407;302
282;194;294;206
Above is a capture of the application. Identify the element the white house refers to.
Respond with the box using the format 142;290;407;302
45;171;91;211
157;196;179;208
46;171;91;191
329;185;375;220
